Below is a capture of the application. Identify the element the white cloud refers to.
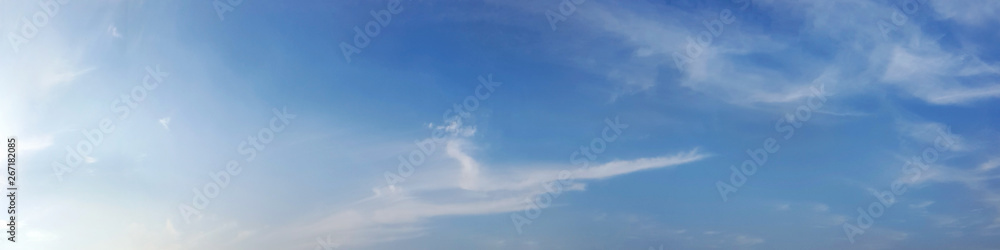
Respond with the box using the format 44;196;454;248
813;203;829;212
881;46;1000;105
910;201;934;209
979;158;1000;172
895;120;965;151
277;122;708;248
159;117;171;131
776;203;790;211
523;0;1000;109
733;234;764;246
895;158;1000;230
928;1;1000;25
107;24;122;38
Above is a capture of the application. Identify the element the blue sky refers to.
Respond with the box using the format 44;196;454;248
2;0;1000;249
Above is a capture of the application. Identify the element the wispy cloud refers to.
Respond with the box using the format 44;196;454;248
107;24;122;38
881;46;1000;105
159;117;171;131
280;122;707;247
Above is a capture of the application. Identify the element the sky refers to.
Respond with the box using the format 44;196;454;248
1;0;1000;249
